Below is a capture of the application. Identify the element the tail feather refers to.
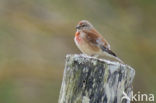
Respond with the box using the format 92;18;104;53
114;57;124;64
106;55;124;64
99;45;124;63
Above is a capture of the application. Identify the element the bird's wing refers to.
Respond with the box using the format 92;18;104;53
83;29;117;57
99;45;117;57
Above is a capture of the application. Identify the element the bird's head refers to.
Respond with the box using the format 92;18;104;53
76;20;94;31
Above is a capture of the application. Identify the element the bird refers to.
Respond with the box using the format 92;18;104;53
74;20;124;63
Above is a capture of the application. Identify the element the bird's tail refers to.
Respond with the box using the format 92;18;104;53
114;56;124;64
100;54;124;64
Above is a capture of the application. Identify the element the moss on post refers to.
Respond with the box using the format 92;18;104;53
59;54;135;103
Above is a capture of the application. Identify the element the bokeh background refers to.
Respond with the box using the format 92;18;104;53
0;0;156;103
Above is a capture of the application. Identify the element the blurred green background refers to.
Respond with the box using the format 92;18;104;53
0;0;156;103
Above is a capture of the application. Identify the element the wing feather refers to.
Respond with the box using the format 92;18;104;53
83;29;117;57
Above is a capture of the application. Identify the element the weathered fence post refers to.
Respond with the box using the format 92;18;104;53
58;54;135;103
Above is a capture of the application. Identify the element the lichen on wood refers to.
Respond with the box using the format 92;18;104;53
59;54;135;103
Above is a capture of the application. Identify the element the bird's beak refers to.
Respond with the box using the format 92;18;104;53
76;25;80;29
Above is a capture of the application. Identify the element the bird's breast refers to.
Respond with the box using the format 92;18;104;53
75;31;81;43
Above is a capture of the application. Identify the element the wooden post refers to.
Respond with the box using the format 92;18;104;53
58;54;135;103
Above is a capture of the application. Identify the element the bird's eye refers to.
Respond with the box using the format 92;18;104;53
81;24;85;27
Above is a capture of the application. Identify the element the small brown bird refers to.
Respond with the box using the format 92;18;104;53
74;20;124;63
